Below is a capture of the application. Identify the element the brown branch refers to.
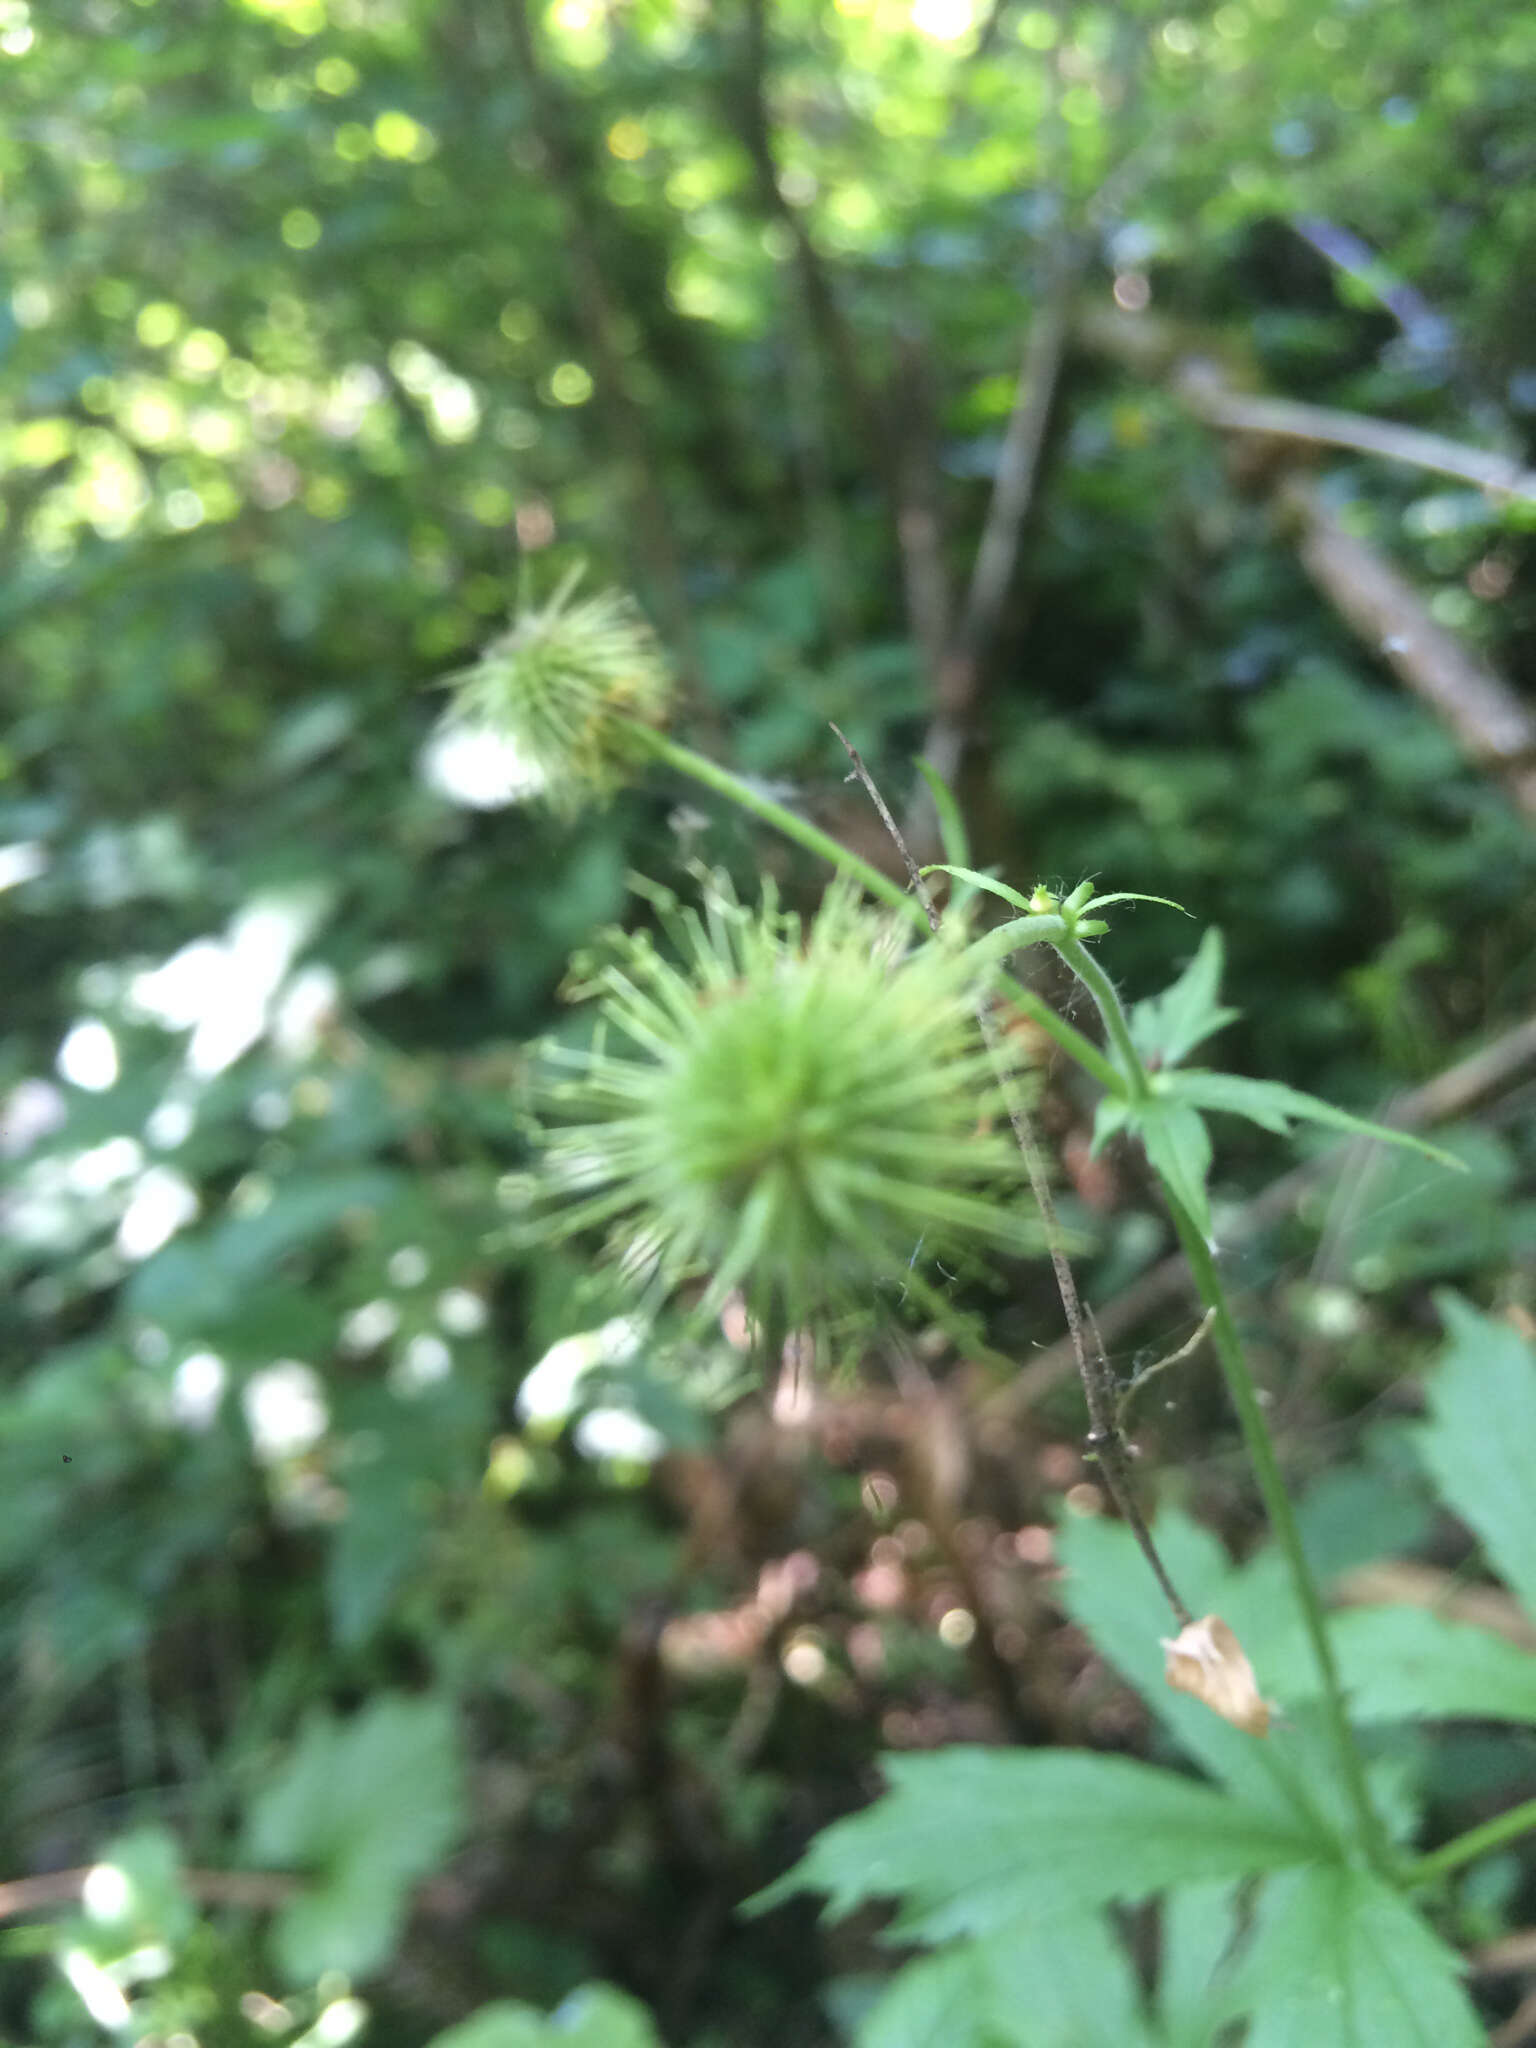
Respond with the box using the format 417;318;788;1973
0;1866;298;1922
1177;367;1536;504
959;273;1076;665
737;2;955;715
916;260;1079;794
891;329;954;699
1332;1560;1536;1651
988;1007;1536;1419
1279;476;1536;817
917;0;1158;806
1474;1928;1536;1978
1080;316;1536;818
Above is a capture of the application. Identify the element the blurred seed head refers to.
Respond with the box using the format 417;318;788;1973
432;568;672;813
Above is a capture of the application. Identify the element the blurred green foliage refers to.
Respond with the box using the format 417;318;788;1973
3;0;1536;2038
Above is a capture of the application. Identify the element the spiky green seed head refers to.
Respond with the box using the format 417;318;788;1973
532;877;1040;1338
434;569;672;813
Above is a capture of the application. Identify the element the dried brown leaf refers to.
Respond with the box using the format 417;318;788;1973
1161;1613;1271;1737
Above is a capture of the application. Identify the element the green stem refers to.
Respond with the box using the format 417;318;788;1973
992;978;1121;1096
1406;1796;1536;1888
1054;933;1148;1102
1172;1210;1388;1872
1051;934;1390;1874
633;726;1122;1091
641;728;921;921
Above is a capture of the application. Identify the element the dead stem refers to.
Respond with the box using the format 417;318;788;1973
829;722;1192;1626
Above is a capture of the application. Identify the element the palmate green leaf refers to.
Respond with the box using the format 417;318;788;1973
242;1693;464;1983
858;1910;1156;2048
1133;1099;1215;1238
1155;1882;1246;2048
1129;929;1240;1070
1091;1095;1215;1238
1230;1864;1484;2048
1417;1294;1536;1622
749;1748;1318;1943
1055;1510;1342;1841
1161;1071;1462;1172
1279;1604;1536;1724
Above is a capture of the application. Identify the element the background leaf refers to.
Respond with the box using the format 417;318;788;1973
1282;1605;1536;1725
1057;1507;1358;1842
242;1693;464;1983
1154;1882;1246;2048
426;1987;663;2048
1418;1296;1536;1623
1129;930;1240;1069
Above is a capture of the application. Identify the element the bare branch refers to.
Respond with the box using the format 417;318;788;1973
737;2;956;718
1082;315;1536;815
911;262;1078;809
891;330;954;697
0;1866;298;1921
1179;365;1536;503
1281;476;1536;816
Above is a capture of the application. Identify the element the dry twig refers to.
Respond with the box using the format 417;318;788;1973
830;723;1192;1625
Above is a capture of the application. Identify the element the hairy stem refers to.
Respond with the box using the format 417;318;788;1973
1172;1210;1388;1867
1052;929;1389;1864
1052;932;1149;1100
631;725;1121;1088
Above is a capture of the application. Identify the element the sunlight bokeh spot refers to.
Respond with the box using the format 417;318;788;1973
910;0;975;42
171;1351;228;1432
117;1165;199;1260
57;1019;119;1092
243;1361;328;1464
